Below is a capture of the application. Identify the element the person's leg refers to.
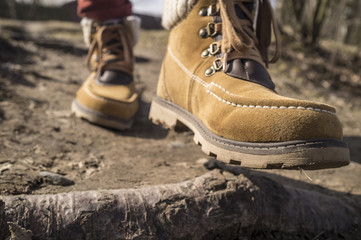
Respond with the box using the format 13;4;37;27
78;0;132;21
150;0;349;169
72;0;140;130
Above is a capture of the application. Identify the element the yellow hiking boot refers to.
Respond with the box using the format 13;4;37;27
149;0;350;169
72;19;138;130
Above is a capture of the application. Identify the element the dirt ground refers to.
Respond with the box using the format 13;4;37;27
0;19;360;216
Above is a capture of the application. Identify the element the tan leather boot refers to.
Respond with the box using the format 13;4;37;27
72;20;138;130
149;0;350;169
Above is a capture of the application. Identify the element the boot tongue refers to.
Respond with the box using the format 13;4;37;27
216;0;276;91
98;26;132;85
234;1;255;26
224;59;275;90
88;23;134;86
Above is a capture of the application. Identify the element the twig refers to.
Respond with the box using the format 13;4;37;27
298;167;313;181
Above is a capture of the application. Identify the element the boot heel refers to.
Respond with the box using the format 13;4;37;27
149;98;187;131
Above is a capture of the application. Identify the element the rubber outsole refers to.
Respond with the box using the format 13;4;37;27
149;96;350;170
71;99;133;130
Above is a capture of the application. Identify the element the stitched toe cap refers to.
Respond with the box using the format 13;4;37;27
217;105;342;142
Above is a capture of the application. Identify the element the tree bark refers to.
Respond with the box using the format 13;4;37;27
7;0;17;19
344;0;361;46
0;170;359;239
292;0;309;43
311;0;330;44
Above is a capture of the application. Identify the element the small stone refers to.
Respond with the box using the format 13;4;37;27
155;161;171;167
168;141;185;148
52;126;61;132
196;158;209;165
54;64;64;69
175;162;189;168
0;163;12;174
20;136;34;145
39;171;74;186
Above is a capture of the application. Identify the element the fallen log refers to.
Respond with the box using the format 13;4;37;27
0;169;359;239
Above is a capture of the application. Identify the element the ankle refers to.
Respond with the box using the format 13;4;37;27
81;16;141;47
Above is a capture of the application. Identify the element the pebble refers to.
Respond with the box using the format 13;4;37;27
168;141;185;148
196;158;209;165
39;171;74;186
0;163;12;174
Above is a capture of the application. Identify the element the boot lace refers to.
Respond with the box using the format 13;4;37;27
86;24;134;77
218;0;280;68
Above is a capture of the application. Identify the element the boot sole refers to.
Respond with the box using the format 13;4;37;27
149;96;350;170
71;99;133;130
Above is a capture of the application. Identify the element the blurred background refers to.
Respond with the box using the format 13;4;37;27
1;0;360;46
0;0;164;20
1;0;360;55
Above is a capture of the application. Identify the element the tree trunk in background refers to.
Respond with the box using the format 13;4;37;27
278;0;295;32
291;0;309;42
28;0;40;20
7;0;17;19
292;0;332;46
311;0;330;44
291;0;306;23
344;0;361;46
280;0;361;48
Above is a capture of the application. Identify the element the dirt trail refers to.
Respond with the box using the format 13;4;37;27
0;19;360;209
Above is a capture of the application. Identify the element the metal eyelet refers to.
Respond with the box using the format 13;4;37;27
199;8;208;16
205;66;215;77
207;22;217;37
209;42;220;55
205;58;223;77
199;22;217;39
199;4;217;17
201;49;210;58
199;28;208;38
207;4;217;16
213;58;223;71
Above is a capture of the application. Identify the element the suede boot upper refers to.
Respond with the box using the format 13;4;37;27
156;0;343;143
72;20;138;129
